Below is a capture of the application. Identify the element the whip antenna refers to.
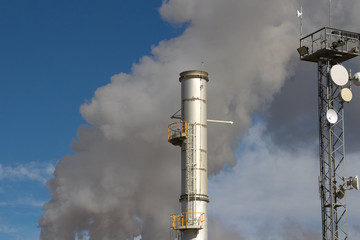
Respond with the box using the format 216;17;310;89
297;6;303;37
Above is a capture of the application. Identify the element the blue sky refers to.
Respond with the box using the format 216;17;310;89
0;1;183;239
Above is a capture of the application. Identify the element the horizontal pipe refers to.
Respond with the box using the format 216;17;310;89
207;119;234;124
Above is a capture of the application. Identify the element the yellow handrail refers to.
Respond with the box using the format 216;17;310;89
171;212;204;230
168;121;188;141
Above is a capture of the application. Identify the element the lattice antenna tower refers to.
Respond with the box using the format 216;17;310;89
297;9;360;239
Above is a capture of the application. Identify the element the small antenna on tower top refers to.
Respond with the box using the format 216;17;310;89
201;61;205;70
329;0;332;27
297;6;303;37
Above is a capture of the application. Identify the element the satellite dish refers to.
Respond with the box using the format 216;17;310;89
353;72;360;86
330;64;349;86
326;109;338;124
344;176;359;190
352;176;359;190
340;88;353;102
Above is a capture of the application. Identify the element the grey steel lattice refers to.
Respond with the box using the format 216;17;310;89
318;62;347;240
298;27;360;240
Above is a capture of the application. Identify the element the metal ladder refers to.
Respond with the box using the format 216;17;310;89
186;124;197;224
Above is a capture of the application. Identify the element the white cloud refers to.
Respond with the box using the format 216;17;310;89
209;121;319;239
0;197;46;208
0;224;18;233
209;120;360;239
159;0;196;23
16;197;46;207
0;162;54;184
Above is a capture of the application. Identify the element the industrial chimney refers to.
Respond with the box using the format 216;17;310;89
168;70;209;240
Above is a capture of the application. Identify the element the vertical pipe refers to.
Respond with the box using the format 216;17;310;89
180;70;209;240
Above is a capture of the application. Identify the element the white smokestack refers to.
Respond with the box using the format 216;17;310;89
169;70;209;240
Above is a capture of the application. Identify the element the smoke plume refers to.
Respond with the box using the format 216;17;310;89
39;0;360;239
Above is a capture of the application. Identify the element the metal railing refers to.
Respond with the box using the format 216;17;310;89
298;27;360;63
168;121;188;145
171;212;204;230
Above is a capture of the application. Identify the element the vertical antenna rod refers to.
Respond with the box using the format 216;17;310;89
297;6;303;37
329;0;331;27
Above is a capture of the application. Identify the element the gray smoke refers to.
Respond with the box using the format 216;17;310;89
208;217;244;240
278;218;320;240
39;0;360;239
255;218;320;240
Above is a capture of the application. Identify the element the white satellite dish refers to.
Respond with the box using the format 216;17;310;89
326;109;338;124
353;72;360;86
340;88;353;102
352;176;359;190
345;176;359;190
330;64;349;86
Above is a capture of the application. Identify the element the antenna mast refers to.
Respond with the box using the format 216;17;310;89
329;0;332;27
297;25;360;239
297;6;303;37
